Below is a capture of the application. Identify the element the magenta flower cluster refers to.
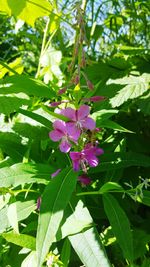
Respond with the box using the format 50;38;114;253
49;104;103;184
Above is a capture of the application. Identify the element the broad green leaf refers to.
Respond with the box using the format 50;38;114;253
0;95;30;115
89;152;150;173
36;168;77;267
56;200;93;241
0;0;52;27
0;163;54;188
103;194;133;262
0;74;54;98
2;232;36;250
99;182;124;194
0;200;36;233
21;251;37;267
69;227;111;267
108;73;150;107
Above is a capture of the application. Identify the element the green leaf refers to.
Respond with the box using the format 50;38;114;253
36;168;77;267
2;232;36;250
21;251;37;267
0;163;54;188
89;152;150;173
0;74;54;98
99;182;124;194
109;73;150;107
0;0;52;27
97;119;133;133
61;239;71;267
0;95;30;115
0;200;36;233
19;109;52;130
103;194;133;262
56;200;93;241
92;109;118;121
7;202;19;233
69;227;111;267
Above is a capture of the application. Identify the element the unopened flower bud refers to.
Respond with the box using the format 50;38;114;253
90;96;106;102
72;75;80;85
78;174;91;186
58;87;67;95
37;197;41;210
87;80;94;90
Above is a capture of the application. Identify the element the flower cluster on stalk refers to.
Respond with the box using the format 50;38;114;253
49;104;104;185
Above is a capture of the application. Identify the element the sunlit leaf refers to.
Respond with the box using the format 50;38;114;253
36;168;77;267
0;0;52;27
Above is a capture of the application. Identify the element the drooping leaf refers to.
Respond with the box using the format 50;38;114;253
36;168;77;267
0;0;52;27
97;119;133;132
0;163;54;188
2;232;36;250
103;193;133;262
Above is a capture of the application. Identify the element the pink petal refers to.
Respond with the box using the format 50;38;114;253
72;160;80;171
95;148;104;156
77;105;90;120
81;117;96;130
49;129;64;141
59;139;71;153
61;108;76;121
66;122;81;140
53;120;66;133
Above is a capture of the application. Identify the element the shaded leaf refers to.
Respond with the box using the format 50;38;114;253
103;193;133;262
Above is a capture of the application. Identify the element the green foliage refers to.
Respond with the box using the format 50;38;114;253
0;1;150;267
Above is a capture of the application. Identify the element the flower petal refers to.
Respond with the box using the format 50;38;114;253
70;151;81;161
73;160;80;171
49;129;64;141
82;117;96;130
53;120;66;133
77;105;90;120
87;155;99;167
61;107;76;121
78;175;91;185
66;122;81;140
59;139;71;153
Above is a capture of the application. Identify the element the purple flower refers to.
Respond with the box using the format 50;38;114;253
78;174;91;186
70;143;104;171
51;169;61;178
61;105;96;139
49;120;77;153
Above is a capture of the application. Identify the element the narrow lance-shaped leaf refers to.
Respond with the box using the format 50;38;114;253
103;193;133;262
36;167;77;267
